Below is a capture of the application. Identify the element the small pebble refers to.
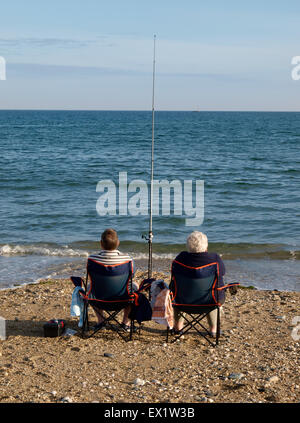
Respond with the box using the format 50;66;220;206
229;373;244;380
61;396;73;403
151;379;161;385
133;378;145;386
196;396;208;402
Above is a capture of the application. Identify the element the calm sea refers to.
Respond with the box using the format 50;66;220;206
1;110;300;291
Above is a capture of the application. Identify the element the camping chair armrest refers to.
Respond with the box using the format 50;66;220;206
137;278;156;293
217;282;240;290
217;282;240;295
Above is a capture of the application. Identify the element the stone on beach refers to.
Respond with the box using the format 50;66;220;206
133;378;146;386
0;271;299;404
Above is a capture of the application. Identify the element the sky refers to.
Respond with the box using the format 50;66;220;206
0;0;300;110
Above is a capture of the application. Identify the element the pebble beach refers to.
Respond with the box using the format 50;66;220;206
0;269;299;404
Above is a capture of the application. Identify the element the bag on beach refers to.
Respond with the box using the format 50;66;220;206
43;319;66;337
128;292;152;324
150;280;174;329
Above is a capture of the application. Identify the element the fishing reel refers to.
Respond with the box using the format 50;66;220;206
142;232;153;242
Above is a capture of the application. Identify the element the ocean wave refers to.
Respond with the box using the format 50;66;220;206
0;244;89;257
1;241;300;261
0;244;175;261
132;252;176;260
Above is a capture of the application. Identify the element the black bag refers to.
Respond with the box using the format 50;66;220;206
43;319;66;337
129;293;152;324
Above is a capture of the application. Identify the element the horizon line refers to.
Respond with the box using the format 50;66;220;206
0;108;300;113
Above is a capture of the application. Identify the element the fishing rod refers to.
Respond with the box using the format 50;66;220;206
142;34;156;279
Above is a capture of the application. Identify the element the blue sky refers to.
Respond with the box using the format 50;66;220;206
0;0;300;110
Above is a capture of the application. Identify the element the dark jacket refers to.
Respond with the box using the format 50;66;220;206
171;251;227;305
173;251;226;285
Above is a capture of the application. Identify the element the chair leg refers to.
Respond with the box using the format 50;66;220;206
216;307;220;346
129;318;134;341
81;302;88;338
86;308;90;331
83;302;135;342
170;311;217;347
104;310;133;342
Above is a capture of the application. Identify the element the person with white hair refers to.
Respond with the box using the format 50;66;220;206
172;231;226;337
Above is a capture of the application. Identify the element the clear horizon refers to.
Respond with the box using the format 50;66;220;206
0;1;300;111
0;109;300;113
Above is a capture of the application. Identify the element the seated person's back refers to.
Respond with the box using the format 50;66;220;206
88;228;137;330
172;231;225;336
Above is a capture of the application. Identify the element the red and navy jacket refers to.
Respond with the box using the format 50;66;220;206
173;251;225;285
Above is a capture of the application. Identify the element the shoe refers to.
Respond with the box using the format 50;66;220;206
171;328;184;336
208;329;223;338
120;323;138;333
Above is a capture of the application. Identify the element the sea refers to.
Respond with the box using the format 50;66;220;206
1;110;300;291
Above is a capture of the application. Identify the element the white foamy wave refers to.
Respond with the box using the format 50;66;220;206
0;244;89;257
132;252;176;260
0;244;175;260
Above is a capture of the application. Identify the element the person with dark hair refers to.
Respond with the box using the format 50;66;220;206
88;228;138;331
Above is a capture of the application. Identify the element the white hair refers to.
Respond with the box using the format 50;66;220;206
186;231;208;253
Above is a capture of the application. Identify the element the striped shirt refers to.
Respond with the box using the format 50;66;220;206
88;250;137;294
88;250;135;273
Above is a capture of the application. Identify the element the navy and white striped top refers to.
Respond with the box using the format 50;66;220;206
89;250;135;273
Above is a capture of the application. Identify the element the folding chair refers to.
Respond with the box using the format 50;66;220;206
167;260;239;347
80;258;136;342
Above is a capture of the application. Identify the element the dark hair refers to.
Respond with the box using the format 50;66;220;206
101;228;119;250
